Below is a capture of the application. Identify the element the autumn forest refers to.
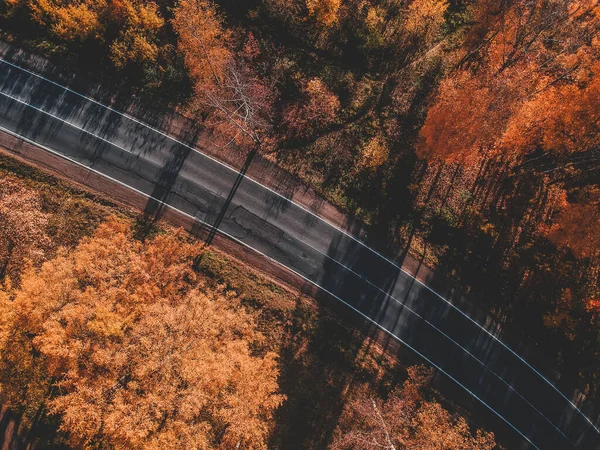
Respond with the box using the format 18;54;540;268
0;0;599;448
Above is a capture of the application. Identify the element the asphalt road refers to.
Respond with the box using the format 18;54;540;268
1;58;599;449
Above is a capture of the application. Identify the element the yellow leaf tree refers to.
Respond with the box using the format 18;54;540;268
0;218;284;449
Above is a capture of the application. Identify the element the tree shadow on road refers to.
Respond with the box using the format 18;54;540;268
270;232;407;449
133;141;194;241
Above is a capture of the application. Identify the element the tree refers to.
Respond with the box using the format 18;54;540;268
417;72;506;162
0;218;284;449
358;135;389;170
306;0;341;26
330;365;495;449
172;0;232;87
108;0;164;68
174;0;273;149
548;197;600;259
404;0;449;45
502;62;600;158
283;78;340;141
419;0;600;163
27;0;164;68
29;0;106;41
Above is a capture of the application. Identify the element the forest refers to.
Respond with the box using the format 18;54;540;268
0;0;599;447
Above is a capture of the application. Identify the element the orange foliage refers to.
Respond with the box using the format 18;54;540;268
174;0;273;147
3;0;22;8
30;0;106;41
502;62;600;155
405;0;448;43
284;78;340;140
28;0;164;66
586;299;600;312
359;135;389;170
109;0;164;68
417;73;507;162
331;365;495;449
306;0;341;26
549;198;600;259
173;0;232;86
0;218;283;449
419;0;600;162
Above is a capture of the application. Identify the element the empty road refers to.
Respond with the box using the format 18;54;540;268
0;58;598;449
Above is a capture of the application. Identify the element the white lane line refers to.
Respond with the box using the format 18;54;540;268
286;231;573;443
0;89;569;441
1;57;597;433
0;124;544;450
0;90;133;155
0;58;240;171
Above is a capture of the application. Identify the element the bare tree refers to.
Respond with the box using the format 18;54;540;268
203;60;273;150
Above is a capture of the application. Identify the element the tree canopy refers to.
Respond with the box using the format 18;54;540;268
0;218;283;449
331;366;496;450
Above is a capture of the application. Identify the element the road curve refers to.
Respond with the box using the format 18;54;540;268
0;58;599;449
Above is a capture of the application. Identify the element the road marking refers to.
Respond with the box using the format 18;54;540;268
1;57;598;435
0;90;133;155
0;123;544;450
0;58;241;169
284;232;574;444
